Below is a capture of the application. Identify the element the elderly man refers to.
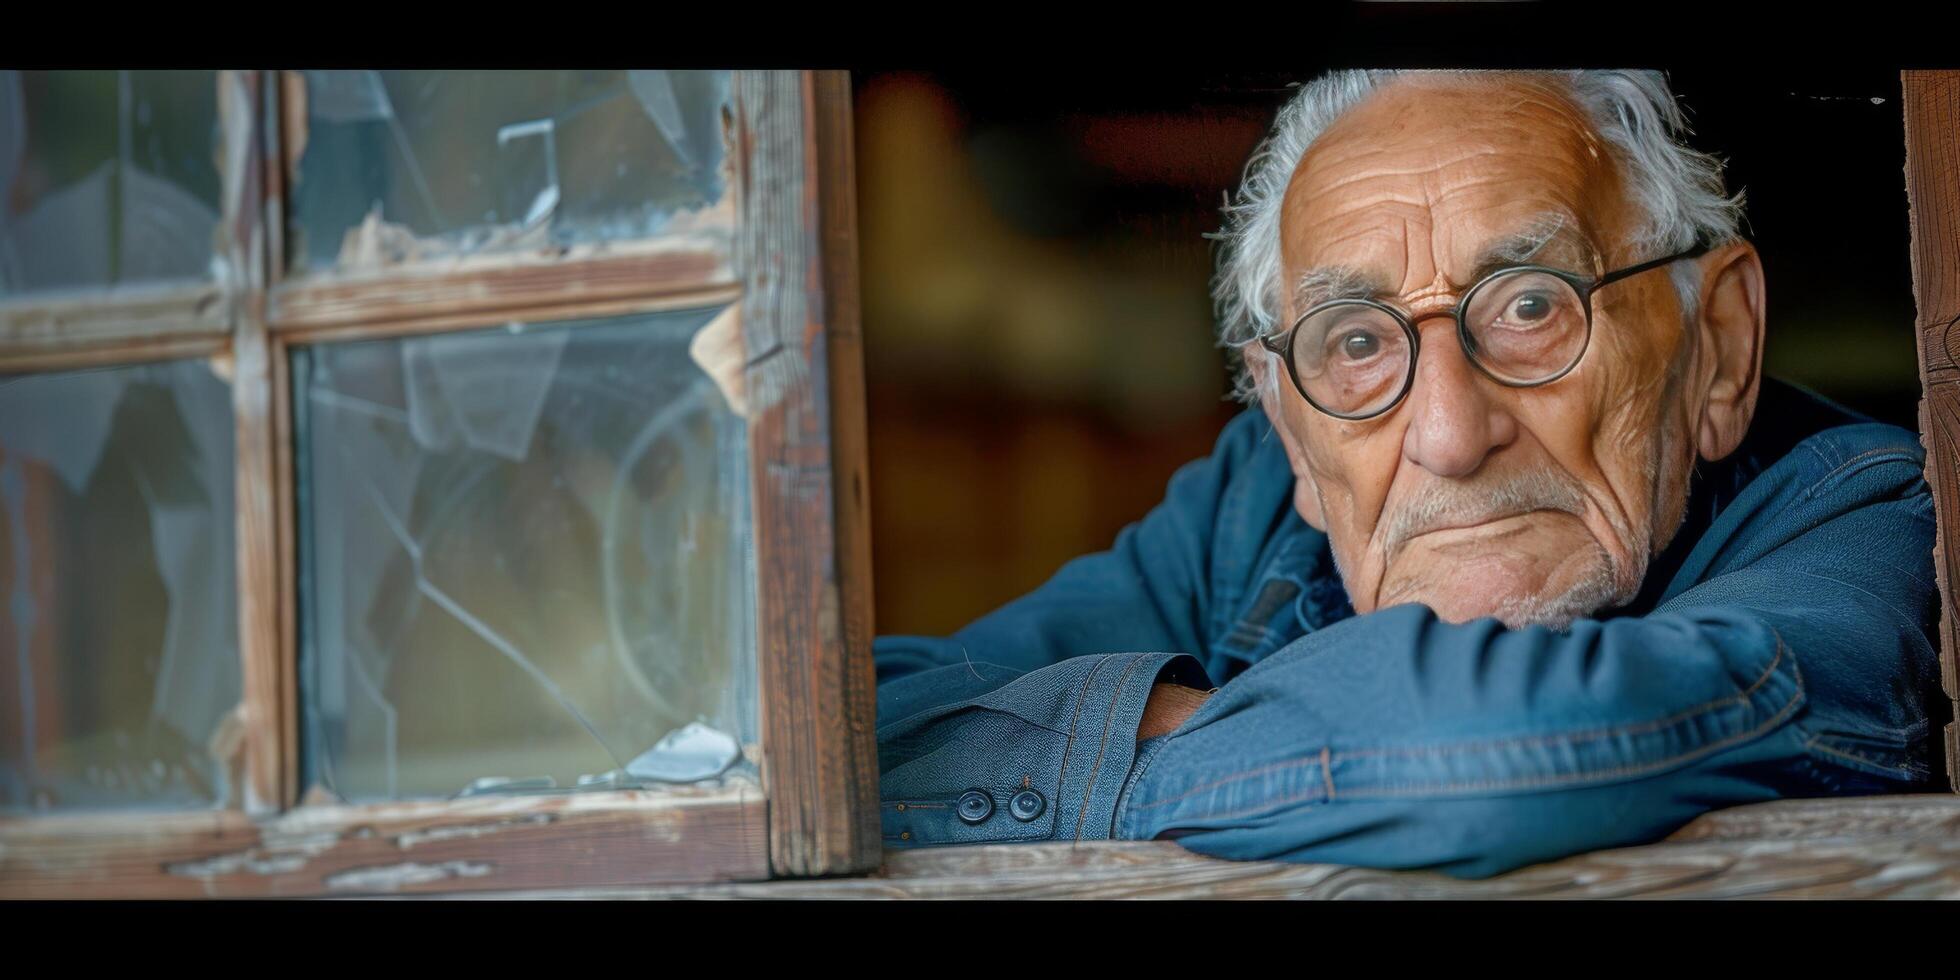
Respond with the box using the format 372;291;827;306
870;69;1950;877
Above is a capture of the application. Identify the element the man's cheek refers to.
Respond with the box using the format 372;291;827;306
1586;320;1679;436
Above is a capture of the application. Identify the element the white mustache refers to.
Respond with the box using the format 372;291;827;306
1380;469;1588;560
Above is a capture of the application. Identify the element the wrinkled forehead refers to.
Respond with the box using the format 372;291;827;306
1278;76;1633;299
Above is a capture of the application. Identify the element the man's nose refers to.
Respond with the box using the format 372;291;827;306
1400;321;1519;478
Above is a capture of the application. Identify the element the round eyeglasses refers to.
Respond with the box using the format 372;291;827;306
1256;243;1711;420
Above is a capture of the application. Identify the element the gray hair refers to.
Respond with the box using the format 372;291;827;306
1212;70;1746;403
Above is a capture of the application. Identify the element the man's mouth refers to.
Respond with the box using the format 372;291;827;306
1376;509;1583;607
1409;509;1548;541
1387;508;1576;564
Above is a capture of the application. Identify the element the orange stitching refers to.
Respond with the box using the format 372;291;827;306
1321;746;1335;800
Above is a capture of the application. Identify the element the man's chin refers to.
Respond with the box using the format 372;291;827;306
1377;542;1623;629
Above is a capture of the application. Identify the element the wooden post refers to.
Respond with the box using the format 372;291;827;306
1902;70;1960;792
736;70;882;876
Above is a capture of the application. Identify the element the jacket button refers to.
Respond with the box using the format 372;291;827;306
1009;789;1046;822
956;789;995;824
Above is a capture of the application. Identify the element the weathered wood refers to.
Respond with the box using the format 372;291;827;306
738;70;882;877
258;71;302;809
1903;70;1960;791
0;786;769;898
465;795;1960;900
269;240;734;339
272;282;742;346
264;80;297;807
0;333;228;375
0;284;228;366
813;69;882;875
262;73;290;294
270;336;299;809
220;70;286;818
1661;793;1960;841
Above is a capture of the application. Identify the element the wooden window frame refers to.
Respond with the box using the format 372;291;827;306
0;69;878;897
1903;70;1960;792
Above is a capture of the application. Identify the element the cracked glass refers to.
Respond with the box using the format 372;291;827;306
0;70;223;298
293;308;757;803
0;357;240;813
285;70;734;274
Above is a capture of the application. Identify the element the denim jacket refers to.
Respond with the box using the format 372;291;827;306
872;378;1951;877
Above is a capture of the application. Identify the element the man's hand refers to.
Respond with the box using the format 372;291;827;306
1138;683;1211;741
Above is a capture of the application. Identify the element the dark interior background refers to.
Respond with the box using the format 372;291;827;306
852;67;1920;637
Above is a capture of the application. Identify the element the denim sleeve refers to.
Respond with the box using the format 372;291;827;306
872;413;1269;844
1114;443;1943;879
877;650;1210;845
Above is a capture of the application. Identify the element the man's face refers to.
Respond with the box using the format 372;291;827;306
1266;76;1702;627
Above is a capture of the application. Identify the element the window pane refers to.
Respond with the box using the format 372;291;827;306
0;358;239;813
0;70;223;298
294;309;756;803
287;70;734;274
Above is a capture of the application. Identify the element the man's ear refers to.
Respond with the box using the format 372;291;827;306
1690;240;1766;463
1246;349;1328;530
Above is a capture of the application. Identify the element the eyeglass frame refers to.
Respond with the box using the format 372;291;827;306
1254;241;1714;421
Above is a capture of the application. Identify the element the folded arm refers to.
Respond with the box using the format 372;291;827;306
875;423;1943;875
1114;444;1942;877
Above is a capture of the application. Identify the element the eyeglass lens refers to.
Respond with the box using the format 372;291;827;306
1290;269;1590;418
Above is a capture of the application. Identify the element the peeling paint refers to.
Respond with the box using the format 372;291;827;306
688;302;748;418
324;860;493;892
168;852;310;877
393;813;553;850
332;205;554;271
163;830;340;879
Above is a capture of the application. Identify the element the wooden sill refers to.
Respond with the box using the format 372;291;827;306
458;794;1960;899
0;784;768;899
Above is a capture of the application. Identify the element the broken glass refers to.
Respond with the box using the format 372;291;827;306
294;308;757;803
286;70;734;274
0;357;240;813
0;70;223;298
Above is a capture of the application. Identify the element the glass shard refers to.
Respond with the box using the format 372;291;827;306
287;70;734;274
623;721;739;783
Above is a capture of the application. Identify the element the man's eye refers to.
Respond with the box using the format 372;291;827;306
1508;291;1559;323
1339;330;1381;360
